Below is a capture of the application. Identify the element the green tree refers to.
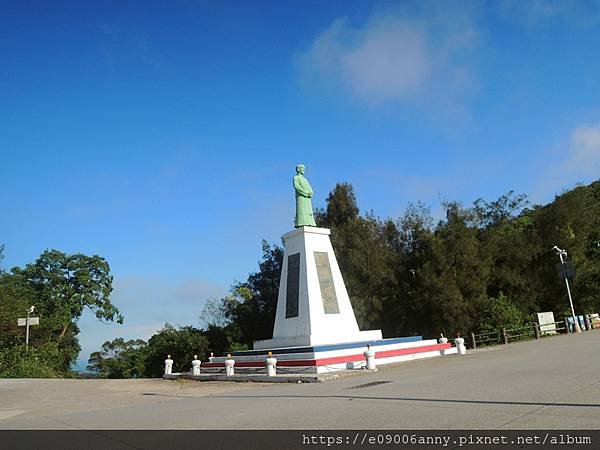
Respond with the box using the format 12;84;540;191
0;271;36;349
478;292;527;333
472;191;529;228
317;183;398;332
15;250;123;337
321;182;360;227
87;338;147;378
201;323;244;357
474;193;543;313
575;221;600;313
432;203;489;336
394;203;440;336
221;241;283;347
143;324;209;376
0;249;122;375
0;343;66;378
529;182;600;315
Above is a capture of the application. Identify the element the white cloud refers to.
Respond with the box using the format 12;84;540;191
108;276;227;323
499;0;569;20
567;121;600;175
174;279;227;304
498;0;600;26
297;5;479;114
530;120;600;203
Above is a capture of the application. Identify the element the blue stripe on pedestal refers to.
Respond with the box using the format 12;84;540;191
231;336;422;357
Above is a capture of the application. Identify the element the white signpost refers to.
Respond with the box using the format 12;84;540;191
17;317;39;326
17;308;39;349
536;311;556;335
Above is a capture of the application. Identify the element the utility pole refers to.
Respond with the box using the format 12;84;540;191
552;246;581;333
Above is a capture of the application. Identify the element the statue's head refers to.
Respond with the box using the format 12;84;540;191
296;164;305;174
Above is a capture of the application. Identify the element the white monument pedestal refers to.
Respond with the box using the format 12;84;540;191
200;226;456;375
254;227;382;350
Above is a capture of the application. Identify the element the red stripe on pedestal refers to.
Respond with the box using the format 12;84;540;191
375;342;451;359
201;343;451;368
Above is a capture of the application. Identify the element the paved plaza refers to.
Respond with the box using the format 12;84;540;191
1;330;599;429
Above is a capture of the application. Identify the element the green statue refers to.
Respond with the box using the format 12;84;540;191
293;164;317;227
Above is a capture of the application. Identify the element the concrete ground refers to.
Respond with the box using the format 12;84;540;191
1;330;599;429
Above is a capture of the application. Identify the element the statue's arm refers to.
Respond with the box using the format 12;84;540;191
294;176;313;197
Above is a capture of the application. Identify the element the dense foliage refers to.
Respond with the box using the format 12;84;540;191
142;324;209;376
0;250;122;377
86;325;211;378
206;180;600;343
87;338;147;379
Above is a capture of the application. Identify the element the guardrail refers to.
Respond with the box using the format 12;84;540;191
469;316;595;349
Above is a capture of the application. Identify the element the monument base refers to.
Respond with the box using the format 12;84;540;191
203;336;457;375
197;222;458;376
253;329;382;350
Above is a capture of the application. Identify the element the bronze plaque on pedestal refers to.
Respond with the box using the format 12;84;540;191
286;253;300;318
314;251;340;314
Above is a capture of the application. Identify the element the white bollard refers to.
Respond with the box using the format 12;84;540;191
191;355;201;376
364;344;376;370
454;336;466;355
265;351;277;377
209;352;214;363
164;355;174;375
225;354;235;376
438;334;448;355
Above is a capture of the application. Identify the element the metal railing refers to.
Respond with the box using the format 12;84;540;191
505;324;535;342
469;317;594;349
469;330;503;348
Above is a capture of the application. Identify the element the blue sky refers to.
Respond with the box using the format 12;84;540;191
2;1;600;369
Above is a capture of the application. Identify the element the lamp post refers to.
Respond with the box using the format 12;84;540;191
552;246;581;333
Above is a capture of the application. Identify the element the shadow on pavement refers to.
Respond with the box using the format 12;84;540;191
140;392;600;408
